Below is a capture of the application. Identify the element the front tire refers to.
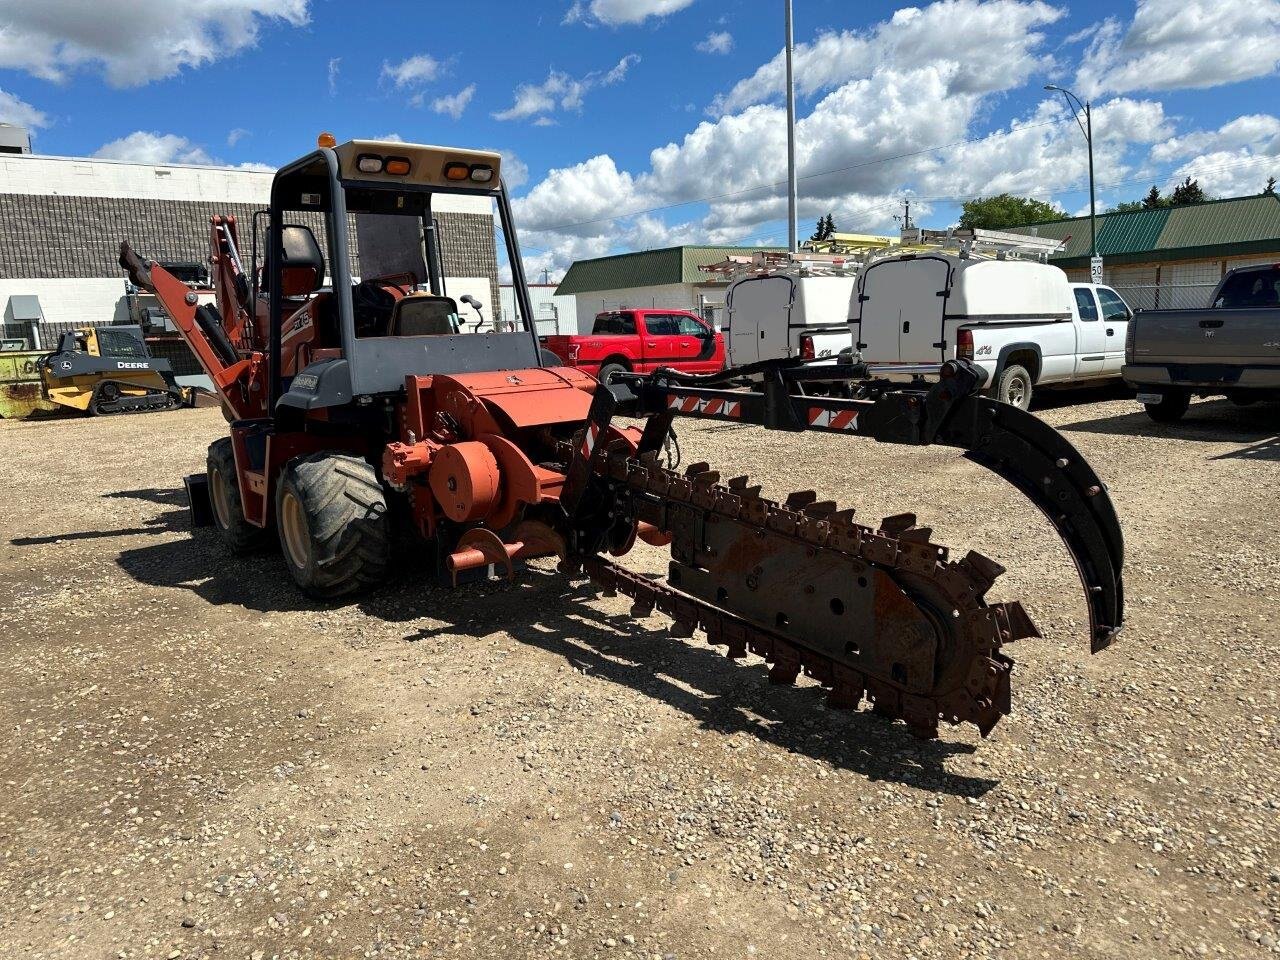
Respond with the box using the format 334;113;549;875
994;364;1033;410
207;437;269;553
1143;389;1190;423
275;453;391;599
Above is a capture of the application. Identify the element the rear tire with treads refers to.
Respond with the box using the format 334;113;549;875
1143;389;1190;423
207;437;269;553
275;453;391;599
994;364;1033;410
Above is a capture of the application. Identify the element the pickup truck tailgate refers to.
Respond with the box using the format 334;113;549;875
1131;308;1280;365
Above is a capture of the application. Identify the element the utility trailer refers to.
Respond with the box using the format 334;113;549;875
118;134;1123;742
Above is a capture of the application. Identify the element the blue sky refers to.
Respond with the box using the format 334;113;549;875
3;0;1279;276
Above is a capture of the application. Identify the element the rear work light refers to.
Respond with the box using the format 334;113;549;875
356;154;384;174
384;157;411;176
957;327;974;360
800;334;816;360
443;162;471;181
468;164;494;183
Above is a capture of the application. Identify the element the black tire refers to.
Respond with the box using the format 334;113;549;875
1143;389;1190;423
539;348;563;367
275;453;390;599
207;437;270;553
994;364;1033;410
597;362;627;386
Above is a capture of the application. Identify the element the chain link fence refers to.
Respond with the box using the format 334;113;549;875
1110;283;1216;311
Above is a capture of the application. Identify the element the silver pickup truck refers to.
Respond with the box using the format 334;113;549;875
1123;263;1280;422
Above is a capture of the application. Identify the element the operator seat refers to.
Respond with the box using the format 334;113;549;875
387;294;460;336
267;224;325;297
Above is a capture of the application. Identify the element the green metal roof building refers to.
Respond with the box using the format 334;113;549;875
1010;193;1280;309
556;245;783;331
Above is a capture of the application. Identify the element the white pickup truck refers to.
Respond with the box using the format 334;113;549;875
852;253;1133;408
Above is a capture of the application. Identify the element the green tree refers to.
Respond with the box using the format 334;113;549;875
1264;176;1276;196
1107;200;1145;214
808;213;838;242
957;194;1062;230
1169;176;1209;205
1142;186;1164;209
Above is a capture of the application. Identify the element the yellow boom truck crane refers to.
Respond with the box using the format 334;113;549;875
118;134;1124;742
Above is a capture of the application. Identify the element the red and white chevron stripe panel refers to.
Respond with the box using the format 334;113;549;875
807;407;860;431
666;395;742;418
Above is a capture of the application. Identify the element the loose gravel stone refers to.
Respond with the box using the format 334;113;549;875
0;394;1277;958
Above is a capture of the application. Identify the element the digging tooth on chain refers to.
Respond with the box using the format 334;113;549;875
585;449;1029;740
879;512;917;536
802;500;838;517
785;490;818;510
898;526;934;544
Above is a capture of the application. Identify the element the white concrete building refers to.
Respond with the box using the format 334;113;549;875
555;245;782;332
499;283;578;335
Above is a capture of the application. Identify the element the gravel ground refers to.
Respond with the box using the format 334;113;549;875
0;390;1277;960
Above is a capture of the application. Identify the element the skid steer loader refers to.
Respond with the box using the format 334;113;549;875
118;134;1123;741
39;325;194;416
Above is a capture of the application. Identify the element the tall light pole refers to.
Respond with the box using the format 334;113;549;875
1045;84;1096;263
785;0;798;252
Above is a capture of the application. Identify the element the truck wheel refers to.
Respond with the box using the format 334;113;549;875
275;453;391;599
207;437;269;553
995;364;1033;410
597;362;627;386
1143;389;1190;423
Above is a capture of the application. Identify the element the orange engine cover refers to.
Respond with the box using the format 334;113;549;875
429;442;501;523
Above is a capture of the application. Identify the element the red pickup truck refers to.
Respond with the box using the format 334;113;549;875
541;309;725;382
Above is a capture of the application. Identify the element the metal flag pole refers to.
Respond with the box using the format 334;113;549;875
785;0;798;252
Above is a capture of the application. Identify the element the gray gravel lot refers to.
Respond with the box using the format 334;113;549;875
0;391;1277;959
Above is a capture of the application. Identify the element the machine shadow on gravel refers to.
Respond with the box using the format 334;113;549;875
10;488;192;546
1059;398;1280;452
109;488;995;796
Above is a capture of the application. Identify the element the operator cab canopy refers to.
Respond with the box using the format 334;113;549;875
270;137;541;401
272;140;503;211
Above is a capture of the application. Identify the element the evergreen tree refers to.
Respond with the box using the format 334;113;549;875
1265;176;1277;196
822;213;836;239
1142;186;1164;209
1169;176;1209;205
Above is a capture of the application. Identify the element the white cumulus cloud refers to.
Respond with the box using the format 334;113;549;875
0;88;48;130
564;0;697;26
695;31;733;55
1076;0;1280;97
0;0;308;87
432;84;476;120
381;54;442;88
712;0;1062;116
94;131;214;165
494;55;639;122
92;130;274;171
